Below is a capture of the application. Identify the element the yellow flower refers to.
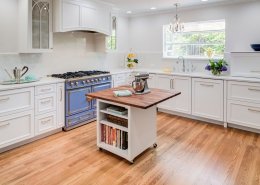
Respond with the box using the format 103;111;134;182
127;53;135;59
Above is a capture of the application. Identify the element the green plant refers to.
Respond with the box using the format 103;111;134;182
205;59;228;75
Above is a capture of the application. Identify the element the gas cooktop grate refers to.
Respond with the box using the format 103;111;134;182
51;70;110;79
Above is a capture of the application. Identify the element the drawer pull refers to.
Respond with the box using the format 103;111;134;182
0;122;10;127
41;119;51;124
251;70;260;73
41;100;52;104
248;108;260;113
200;83;214;87
0;97;10;102
248;88;260;92
41;88;52;92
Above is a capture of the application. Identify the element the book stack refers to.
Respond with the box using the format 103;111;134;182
101;124;128;150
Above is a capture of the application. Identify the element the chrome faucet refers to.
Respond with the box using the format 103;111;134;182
178;56;186;72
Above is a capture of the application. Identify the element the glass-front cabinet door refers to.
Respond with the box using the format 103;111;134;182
31;0;52;50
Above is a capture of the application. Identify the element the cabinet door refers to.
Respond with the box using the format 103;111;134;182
81;5;97;29
157;75;173;109
31;0;53;50
57;83;65;128
0;110;34;149
147;74;156;88
96;6;111;34
62;0;80;30
171;76;191;114
192;78;224;121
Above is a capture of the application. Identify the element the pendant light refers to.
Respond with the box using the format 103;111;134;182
169;3;184;32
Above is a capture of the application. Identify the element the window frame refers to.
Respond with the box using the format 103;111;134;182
106;16;117;52
162;20;226;59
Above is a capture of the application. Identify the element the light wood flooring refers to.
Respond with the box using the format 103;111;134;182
0;112;260;185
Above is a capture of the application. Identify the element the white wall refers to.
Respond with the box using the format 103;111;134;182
128;1;260;71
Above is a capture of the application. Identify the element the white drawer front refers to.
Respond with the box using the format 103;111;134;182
0;111;34;148
35;93;56;115
228;81;260;103
227;101;260;129
35;112;57;135
35;84;56;95
0;88;34;116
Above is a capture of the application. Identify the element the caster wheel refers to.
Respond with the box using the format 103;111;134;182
99;148;103;151
153;143;157;148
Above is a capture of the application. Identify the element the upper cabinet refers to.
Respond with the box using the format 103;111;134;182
18;0;53;53
53;0;112;35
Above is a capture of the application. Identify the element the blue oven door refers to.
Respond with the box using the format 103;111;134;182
66;87;92;116
92;83;111;108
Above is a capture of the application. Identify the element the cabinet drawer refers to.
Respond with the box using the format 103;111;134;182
228;81;260;103
35;84;56;95
227;101;260;129
35;112;57;135
35;93;56;115
0;88;34;116
0;111;34;148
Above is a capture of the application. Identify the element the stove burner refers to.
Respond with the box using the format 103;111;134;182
51;70;110;79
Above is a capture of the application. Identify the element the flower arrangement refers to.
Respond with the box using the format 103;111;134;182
205;59;228;76
126;52;138;69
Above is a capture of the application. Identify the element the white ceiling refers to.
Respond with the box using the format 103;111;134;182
100;0;250;14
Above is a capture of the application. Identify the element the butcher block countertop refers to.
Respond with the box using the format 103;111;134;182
87;86;181;109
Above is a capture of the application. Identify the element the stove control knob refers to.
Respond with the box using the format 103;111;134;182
70;82;74;86
102;78;106;81
91;79;94;82
99;78;102;81
95;79;98;82
107;77;111;80
75;82;79;86
87;80;91;83
82;81;86;84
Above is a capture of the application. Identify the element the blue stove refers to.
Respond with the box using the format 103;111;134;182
52;71;111;130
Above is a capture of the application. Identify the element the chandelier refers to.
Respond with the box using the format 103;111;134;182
169;3;184;32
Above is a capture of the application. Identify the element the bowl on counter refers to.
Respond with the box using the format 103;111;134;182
251;44;260;51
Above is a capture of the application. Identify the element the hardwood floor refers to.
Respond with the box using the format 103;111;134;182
0;112;259;185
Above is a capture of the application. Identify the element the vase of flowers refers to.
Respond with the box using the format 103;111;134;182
205;59;228;76
126;52;138;69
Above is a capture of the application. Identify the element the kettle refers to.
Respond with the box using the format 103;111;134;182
13;66;29;83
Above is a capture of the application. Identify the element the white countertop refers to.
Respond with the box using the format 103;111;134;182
111;68;260;83
0;77;65;91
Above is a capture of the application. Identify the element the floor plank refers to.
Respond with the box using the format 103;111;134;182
0;112;259;185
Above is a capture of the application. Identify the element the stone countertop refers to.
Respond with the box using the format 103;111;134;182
110;68;260;83
0;77;65;91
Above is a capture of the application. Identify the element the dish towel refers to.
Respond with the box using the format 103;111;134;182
113;90;133;97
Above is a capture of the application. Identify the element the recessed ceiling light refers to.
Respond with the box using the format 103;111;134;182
201;0;208;1
126;11;132;14
150;7;157;10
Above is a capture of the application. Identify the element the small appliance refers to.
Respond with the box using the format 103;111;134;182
132;73;151;95
51;70;111;131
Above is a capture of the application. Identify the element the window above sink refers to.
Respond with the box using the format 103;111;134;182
163;19;226;59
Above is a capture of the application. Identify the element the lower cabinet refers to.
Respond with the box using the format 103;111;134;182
0;82;65;150
35;112;57;135
192;78;224;121
0;110;34;148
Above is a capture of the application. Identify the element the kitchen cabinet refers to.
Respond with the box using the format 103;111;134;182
53;0;112;35
171;76;191;114
112;73;130;87
227;81;260;129
147;74;156;88
156;75;191;114
192;78;224;121
0;81;65;151
157;75;173;109
18;0;53;53
57;83;65;127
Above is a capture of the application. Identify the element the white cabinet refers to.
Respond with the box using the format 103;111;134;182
0;111;34;148
171;76;191;114
54;0;112;35
35;111;57;135
192;78;224;121
157;75;173;109
62;0;80;30
227;81;260;129
112;73;131;87
35;93;56;115
0;88;34;116
18;0;53;53
57;83;65;127
147;74;157;88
